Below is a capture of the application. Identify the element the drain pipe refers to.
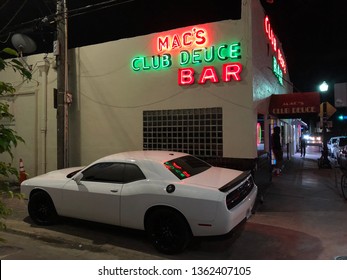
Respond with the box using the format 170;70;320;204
38;59;50;174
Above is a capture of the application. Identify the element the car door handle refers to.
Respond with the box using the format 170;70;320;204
111;190;119;193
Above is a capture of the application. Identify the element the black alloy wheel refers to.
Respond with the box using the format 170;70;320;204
28;191;58;225
145;208;192;254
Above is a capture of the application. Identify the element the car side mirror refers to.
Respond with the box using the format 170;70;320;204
73;173;83;185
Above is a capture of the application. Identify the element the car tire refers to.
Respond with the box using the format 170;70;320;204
28;191;58;226
145;208;192;254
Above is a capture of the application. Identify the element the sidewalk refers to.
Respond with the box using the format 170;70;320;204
252;145;347;259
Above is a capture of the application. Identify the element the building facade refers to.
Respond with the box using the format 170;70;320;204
1;0;294;185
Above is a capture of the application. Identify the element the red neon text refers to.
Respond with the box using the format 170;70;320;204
264;16;277;52
157;28;207;52
264;16;287;75
277;48;287;74
178;63;242;85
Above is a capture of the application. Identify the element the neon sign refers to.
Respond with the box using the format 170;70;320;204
273;56;283;85
178;63;242;85
179;43;241;65
131;54;172;71
131;26;243;86
264;16;277;52
157;27;208;52
264;15;287;85
132;43;241;72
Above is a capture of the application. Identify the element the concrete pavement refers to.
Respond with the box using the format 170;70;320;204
252;146;347;259
1;146;347;259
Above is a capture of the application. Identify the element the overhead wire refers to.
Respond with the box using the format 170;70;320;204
0;0;135;37
68;0;135;18
0;0;28;35
0;0;11;10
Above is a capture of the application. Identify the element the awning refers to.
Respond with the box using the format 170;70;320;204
269;92;320;118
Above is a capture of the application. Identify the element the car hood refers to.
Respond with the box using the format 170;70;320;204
21;167;84;185
183;166;244;190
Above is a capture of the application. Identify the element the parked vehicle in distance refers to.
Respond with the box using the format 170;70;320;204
303;133;322;146
332;137;347;162
20;150;258;254
327;136;346;157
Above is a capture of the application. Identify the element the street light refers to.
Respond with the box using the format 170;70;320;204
318;81;331;168
319;81;329;92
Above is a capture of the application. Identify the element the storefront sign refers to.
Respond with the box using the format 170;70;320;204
178;63;242;85
269;92;320;117
157;27;208;52
264;16;287;85
130;26;243;86
273;56;283;86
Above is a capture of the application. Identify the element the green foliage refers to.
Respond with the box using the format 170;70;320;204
0;47;31;232
0;48;32;80
0;182;24;233
0;103;25;159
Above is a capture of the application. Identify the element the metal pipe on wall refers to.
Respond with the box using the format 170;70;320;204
38;60;50;174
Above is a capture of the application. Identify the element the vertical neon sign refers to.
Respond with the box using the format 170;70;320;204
264;15;287;83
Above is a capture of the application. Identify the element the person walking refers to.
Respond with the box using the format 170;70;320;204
272;126;283;176
300;135;306;157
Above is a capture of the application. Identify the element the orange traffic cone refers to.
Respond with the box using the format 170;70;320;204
19;158;27;184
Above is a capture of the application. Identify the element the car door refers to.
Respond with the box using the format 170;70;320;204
61;162;124;225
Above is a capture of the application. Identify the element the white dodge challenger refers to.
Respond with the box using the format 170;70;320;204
21;150;258;254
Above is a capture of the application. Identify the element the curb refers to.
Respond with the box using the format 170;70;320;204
4;220;107;253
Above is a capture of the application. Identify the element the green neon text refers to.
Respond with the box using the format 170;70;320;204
131;42;241;71
131;54;172;71
273;56;283;86
180;43;241;66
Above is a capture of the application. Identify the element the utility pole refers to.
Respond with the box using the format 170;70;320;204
56;0;69;169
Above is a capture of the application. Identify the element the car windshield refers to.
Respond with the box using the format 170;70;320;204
164;155;211;180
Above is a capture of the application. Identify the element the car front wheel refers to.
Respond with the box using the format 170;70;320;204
145;208;192;254
28;191;58;225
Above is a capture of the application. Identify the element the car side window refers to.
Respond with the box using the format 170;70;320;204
124;164;146;183
81;162;124;183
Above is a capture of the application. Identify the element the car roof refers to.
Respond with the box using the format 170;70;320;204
91;151;191;181
95;150;189;164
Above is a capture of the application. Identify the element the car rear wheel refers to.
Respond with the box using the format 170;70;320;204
145;208;192;254
28;191;58;225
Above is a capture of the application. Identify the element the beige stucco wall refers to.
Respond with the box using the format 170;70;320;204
0;54;57;178
70;18;255;164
